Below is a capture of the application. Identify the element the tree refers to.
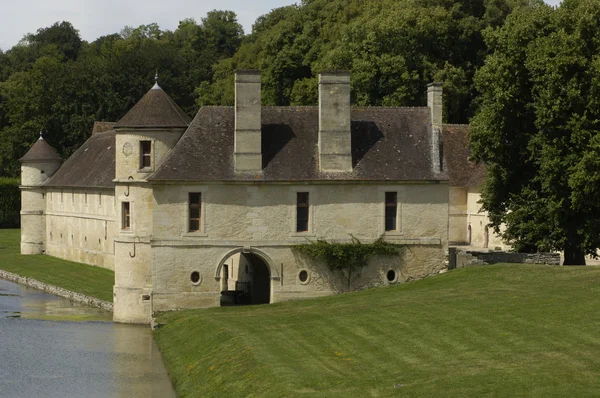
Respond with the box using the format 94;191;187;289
469;0;600;265
28;21;83;61
198;0;526;122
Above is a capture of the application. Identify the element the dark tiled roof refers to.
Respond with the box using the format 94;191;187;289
114;85;191;129
441;124;485;187
44;130;115;189
150;106;448;182
19;138;62;162
92;121;116;134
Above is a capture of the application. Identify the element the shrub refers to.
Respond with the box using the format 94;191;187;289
0;178;20;228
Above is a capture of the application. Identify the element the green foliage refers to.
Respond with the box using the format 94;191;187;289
198;0;526;123
469;0;600;264
0;178;19;228
293;236;399;289
0;13;243;177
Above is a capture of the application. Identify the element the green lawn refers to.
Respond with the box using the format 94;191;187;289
0;229;114;302
155;264;600;397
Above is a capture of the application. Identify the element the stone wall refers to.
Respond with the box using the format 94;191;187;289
44;188;116;269
150;182;449;312
449;186;467;244
452;248;560;268
466;189;509;250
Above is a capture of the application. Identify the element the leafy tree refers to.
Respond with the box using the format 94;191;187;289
0;12;243;176
470;0;600;264
198;0;525;123
27;21;83;61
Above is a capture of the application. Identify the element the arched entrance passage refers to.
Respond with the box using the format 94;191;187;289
216;248;276;306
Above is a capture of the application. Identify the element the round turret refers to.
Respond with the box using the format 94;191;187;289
19;132;62;255
19;132;62;186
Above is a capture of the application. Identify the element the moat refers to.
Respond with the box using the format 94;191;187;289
0;279;176;398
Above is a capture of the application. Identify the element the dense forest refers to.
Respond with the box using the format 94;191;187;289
0;0;528;177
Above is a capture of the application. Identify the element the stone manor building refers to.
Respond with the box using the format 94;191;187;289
20;70;459;324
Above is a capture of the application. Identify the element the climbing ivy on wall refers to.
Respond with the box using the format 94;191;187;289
293;236;400;290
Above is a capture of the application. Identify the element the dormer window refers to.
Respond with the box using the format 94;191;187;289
140;141;151;169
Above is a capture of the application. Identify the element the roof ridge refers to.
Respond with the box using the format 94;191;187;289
164;94;191;126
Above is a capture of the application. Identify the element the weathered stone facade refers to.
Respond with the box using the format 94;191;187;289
44;188;116;269
20;71;450;324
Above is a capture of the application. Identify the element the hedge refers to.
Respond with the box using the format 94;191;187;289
0;178;20;228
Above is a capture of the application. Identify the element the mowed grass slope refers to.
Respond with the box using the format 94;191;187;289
155;264;600;397
0;229;114;302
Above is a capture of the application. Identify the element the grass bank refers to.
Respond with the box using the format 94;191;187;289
0;229;114;302
155;264;600;397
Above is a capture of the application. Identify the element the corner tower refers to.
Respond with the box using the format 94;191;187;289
113;76;191;324
19;132;62;254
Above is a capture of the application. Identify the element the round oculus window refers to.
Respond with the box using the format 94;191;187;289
298;270;310;284
386;269;397;283
190;271;201;285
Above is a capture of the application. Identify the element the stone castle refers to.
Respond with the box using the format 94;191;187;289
20;70;491;324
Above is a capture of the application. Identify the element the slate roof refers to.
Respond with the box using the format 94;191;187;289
441;124;485;187
44;130;115;189
114;84;192;129
19;137;62;163
150;106;449;182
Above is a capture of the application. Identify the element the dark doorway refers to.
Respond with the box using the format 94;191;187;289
220;252;271;306
248;254;270;305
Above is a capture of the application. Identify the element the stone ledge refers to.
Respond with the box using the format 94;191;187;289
0;269;113;312
150;237;442;247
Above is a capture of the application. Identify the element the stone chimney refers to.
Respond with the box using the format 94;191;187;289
427;82;443;173
318;71;352;172
234;70;262;173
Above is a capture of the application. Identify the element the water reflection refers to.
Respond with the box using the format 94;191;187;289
0;279;176;398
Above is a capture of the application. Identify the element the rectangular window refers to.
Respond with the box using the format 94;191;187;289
98;193;102;207
84;193;88;206
296;192;309;232
188;193;201;232
385;192;397;231
122;202;131;230
140;141;151;169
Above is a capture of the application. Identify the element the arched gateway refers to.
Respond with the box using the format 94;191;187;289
215;248;278;306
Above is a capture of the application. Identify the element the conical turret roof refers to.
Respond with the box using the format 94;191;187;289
19;135;62;162
114;82;191;129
